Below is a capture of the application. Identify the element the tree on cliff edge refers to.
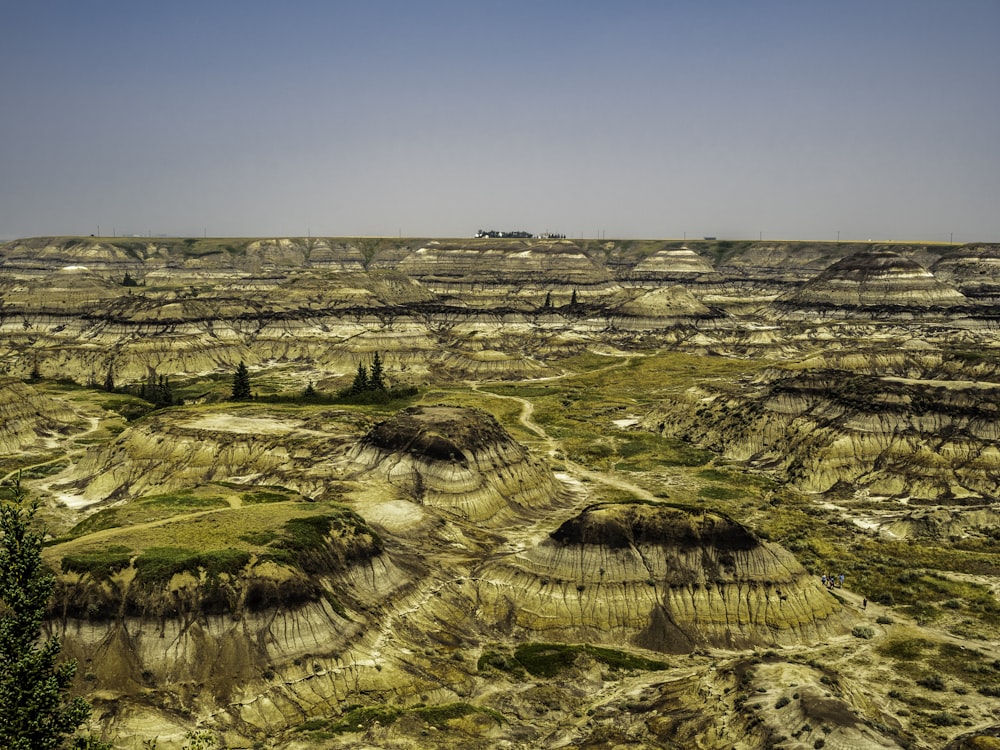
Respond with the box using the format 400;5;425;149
0;476;93;749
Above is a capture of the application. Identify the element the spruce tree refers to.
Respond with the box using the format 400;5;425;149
0;476;92;749
350;361;369;394
230;361;251;401
369;352;386;391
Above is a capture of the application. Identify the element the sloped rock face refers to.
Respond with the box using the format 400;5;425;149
611;285;718;329
468;503;846;653
53;408;369;504
396;239;619;307
349;405;567;523
630;247;718;282
644;362;1000;502
780;250;969;312
0;377;80;454
931;243;1000;303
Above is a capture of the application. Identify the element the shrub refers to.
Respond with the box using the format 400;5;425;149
852;626;875;639
917;674;945;691
929;711;960;726
775;696;790;709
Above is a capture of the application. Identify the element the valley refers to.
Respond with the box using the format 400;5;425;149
1;235;999;749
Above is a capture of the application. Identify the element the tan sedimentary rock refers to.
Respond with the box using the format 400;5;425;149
611;285;717;329
783;250;969;310
631;247;718;280
644;364;1000;502
0;377;80;454
348;405;567;523
468;503;847;653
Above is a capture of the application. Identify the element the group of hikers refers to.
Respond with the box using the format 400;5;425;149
821;573;845;589
821;572;868;609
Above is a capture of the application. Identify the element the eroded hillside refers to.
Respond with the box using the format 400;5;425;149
1;236;999;749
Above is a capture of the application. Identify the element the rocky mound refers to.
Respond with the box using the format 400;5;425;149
782;250;968;311
931;243;1000;302
468;502;847;652
631;247;718;280
612;285;716;328
644;367;1000;502
53;407;367;504
349;405;567;523
0;377;80;454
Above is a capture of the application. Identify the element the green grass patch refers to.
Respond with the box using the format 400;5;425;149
133;546;251;585
240;489;291;505
300;702;501;736
61;545;133;579
67;491;229;538
325;705;401;734
503;643;667;678
411;702;502;729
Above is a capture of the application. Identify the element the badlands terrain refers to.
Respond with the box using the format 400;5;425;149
1;235;999;749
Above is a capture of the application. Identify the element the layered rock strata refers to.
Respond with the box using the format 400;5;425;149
468;502;847;652
349;405;568;523
778;250;969;314
644;363;1000;502
0;377;81;454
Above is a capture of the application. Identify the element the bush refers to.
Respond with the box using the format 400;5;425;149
917;674;945;691
775;696;790;709
852;626;875;639
929;711;960;726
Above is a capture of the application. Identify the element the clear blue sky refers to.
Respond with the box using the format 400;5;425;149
2;0;998;242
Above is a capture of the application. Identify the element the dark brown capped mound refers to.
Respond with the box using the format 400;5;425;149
550;502;759;551
362;405;515;467
786;250;967;308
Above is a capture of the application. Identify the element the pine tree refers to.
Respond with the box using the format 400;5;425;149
0;476;92;749
543;291;552;309
570;289;578;306
231;361;251;401
369;352;386;391
350;362;369;394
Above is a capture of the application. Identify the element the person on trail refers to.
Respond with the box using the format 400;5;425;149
821;575;827;587
862;598;867;610
839;573;845;588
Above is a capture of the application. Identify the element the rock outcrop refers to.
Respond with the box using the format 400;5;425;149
349;405;567;523
468;502;847;652
778;250;969;313
644;361;1000;502
0;377;81;454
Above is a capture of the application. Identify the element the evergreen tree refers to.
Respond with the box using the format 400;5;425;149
543;291;552;309
570;289;578;306
349;362;369;394
304;381;317;398
230;361;251;401
369;352;386;391
0;476;92;749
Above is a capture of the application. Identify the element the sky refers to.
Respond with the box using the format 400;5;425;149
2;0;998;242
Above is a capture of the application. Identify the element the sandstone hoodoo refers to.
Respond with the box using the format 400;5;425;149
349;405;566;523
469;502;847;653
781;249;969;312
